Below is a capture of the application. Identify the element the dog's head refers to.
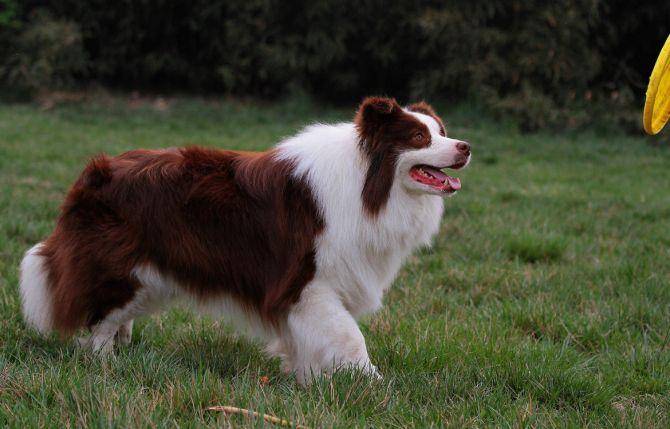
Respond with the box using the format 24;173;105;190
355;96;471;214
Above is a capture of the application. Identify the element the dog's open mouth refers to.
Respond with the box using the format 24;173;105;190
409;164;462;193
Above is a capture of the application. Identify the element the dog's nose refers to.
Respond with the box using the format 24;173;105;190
456;141;470;155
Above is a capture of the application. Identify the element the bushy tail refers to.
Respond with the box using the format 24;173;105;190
19;243;54;335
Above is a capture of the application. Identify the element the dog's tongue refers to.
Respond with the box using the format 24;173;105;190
446;176;461;191
423;166;448;183
423;166;461;191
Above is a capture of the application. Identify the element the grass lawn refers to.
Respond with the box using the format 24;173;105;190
1;97;669;428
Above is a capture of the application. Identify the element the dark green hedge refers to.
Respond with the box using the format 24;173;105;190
2;1;669;129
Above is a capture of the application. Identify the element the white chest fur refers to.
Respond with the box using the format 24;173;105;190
277;123;444;318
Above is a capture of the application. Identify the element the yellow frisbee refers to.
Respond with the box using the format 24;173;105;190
644;35;670;134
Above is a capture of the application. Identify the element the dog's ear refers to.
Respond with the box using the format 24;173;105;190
355;97;400;145
407;100;446;136
406;101;436;117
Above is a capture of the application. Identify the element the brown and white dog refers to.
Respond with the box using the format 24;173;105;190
19;97;470;383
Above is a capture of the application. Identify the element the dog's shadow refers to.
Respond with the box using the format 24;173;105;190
144;321;283;381
14;318;283;383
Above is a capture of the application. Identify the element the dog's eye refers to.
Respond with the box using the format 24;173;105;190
414;132;424;142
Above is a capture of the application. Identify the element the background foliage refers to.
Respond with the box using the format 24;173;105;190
1;0;669;130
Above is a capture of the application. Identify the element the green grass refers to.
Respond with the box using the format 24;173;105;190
1;96;669;428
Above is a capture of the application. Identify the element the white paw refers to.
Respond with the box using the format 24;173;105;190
366;364;383;380
75;334;115;356
116;322;133;346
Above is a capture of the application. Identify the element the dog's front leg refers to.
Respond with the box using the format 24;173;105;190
283;281;379;385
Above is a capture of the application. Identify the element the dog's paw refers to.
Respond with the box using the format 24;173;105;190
75;334;116;356
367;364;383;380
116;321;133;346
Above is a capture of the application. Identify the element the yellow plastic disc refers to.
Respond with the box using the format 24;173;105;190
644;35;670;135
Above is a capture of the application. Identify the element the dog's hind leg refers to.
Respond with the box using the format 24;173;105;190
87;319;122;355
78;307;136;355
78;268;175;355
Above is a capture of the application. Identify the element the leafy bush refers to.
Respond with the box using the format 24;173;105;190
48;0;291;95
1;9;87;94
0;0;20;28
2;1;668;130
0;0;21;74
